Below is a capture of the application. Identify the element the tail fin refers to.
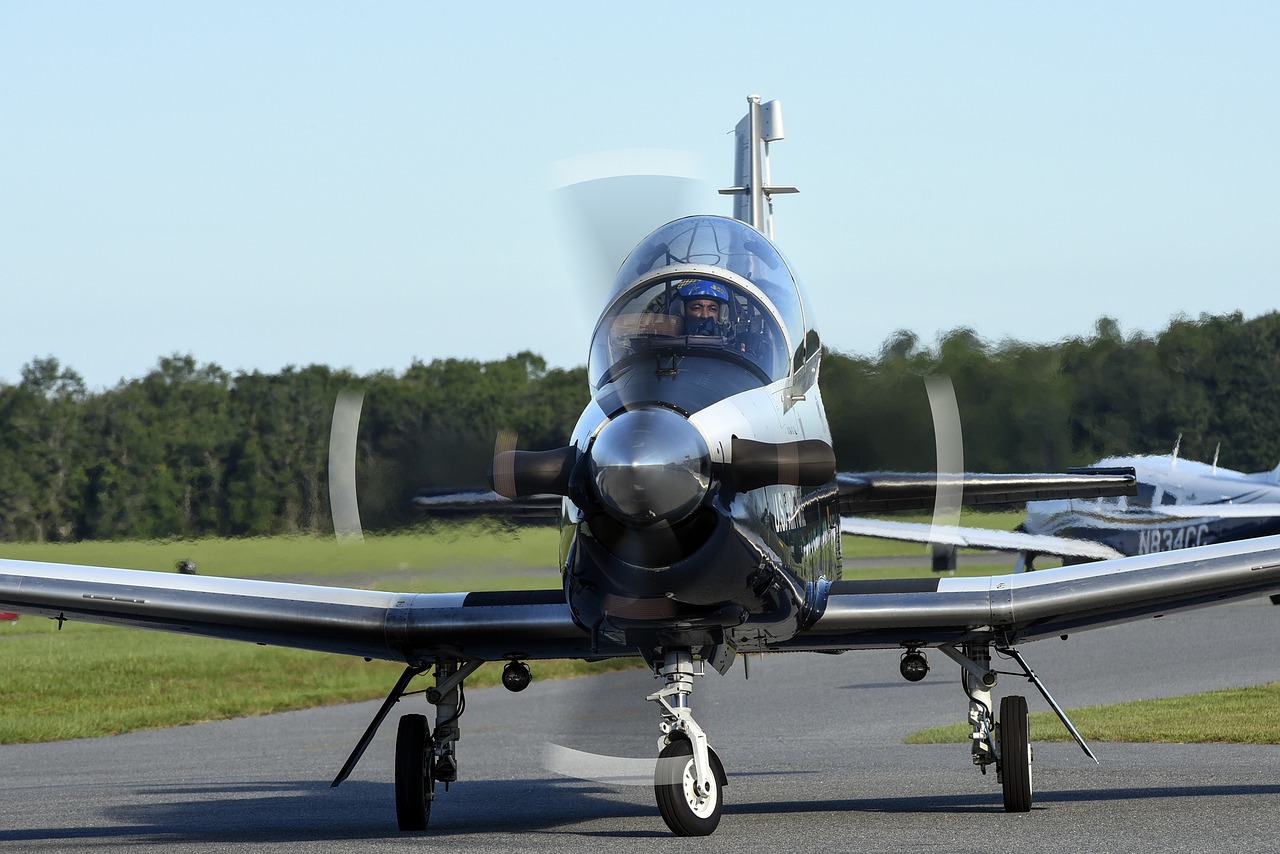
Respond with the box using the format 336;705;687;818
721;96;797;237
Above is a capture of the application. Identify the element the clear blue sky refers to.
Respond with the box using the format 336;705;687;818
3;2;1277;390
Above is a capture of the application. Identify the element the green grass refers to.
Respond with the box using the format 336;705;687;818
906;683;1280;745
0;619;635;744
0;521;562;590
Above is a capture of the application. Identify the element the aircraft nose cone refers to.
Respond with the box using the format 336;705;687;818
588;408;711;526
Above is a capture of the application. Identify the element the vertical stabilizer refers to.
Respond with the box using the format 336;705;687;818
720;95;798;238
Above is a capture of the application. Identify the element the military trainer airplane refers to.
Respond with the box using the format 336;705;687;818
4;95;1280;837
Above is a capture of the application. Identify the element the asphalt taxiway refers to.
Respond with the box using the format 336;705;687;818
2;596;1277;853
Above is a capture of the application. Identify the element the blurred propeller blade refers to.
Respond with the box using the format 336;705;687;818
543;743;656;786
925;375;963;537
550;149;709;309
729;437;836;493
488;443;577;500
539;667;659;786
328;390;365;543
489;429;520;501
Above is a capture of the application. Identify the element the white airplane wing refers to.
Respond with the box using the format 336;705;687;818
6;535;1278;661
835;469;1135;514
411;489;562;520
0;558;629;663
791;534;1280;649
1156;503;1280;520
840;517;1125;561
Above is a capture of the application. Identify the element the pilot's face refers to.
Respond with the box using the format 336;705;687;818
685;299;720;320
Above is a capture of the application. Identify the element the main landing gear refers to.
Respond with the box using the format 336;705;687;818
393;660;470;831
648;649;727;836
333;658;484;832
930;641;1096;813
933;642;1034;811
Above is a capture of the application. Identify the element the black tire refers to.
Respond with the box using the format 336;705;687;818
654;738;723;836
998;695;1033;812
395;714;433;831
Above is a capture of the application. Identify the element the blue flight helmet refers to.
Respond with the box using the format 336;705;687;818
676;279;729;336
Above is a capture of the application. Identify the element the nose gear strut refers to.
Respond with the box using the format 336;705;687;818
648;648;727;836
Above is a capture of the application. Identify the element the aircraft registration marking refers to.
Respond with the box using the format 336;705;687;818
1138;524;1211;554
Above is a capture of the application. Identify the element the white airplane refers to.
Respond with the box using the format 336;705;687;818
1021;445;1280;569
865;442;1280;581
3;96;1279;838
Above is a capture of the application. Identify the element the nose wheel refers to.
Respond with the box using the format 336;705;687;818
655;737;723;835
647;648;727;836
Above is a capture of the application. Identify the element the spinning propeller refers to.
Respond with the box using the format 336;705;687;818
322;151;969;790
328;390;366;542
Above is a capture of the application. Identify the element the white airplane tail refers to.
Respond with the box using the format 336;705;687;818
720;95;798;237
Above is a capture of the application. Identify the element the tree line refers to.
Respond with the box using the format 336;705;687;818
3;311;1278;543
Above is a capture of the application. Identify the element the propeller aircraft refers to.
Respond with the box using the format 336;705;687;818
847;440;1280;587
1020;445;1280;585
4;95;1280;837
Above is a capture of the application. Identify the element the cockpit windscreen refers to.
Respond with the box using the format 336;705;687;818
588;276;789;386
589;216;817;388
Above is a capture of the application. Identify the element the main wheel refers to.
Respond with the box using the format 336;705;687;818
395;713;434;831
998;694;1033;812
654;738;723;836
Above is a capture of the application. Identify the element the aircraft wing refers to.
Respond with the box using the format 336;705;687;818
839;517;1125;561
412;489;563;520
789;534;1280;650
835;468;1135;514
0;558;629;664
1155;503;1280;520
4;536;1279;665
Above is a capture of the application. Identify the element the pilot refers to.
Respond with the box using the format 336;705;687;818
676;279;730;336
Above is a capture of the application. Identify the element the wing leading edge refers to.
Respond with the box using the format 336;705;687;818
785;534;1280;651
8;533;1280;665
0;559;629;663
836;468;1135;514
839;516;1125;561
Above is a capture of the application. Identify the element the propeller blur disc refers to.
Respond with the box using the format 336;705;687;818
550;149;709;311
328;390;365;542
542;743;656;786
925;375;963;538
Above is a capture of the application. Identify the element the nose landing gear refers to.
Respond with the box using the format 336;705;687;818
647;649;727;836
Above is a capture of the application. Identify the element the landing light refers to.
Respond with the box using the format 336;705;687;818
899;650;929;682
502;661;532;692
